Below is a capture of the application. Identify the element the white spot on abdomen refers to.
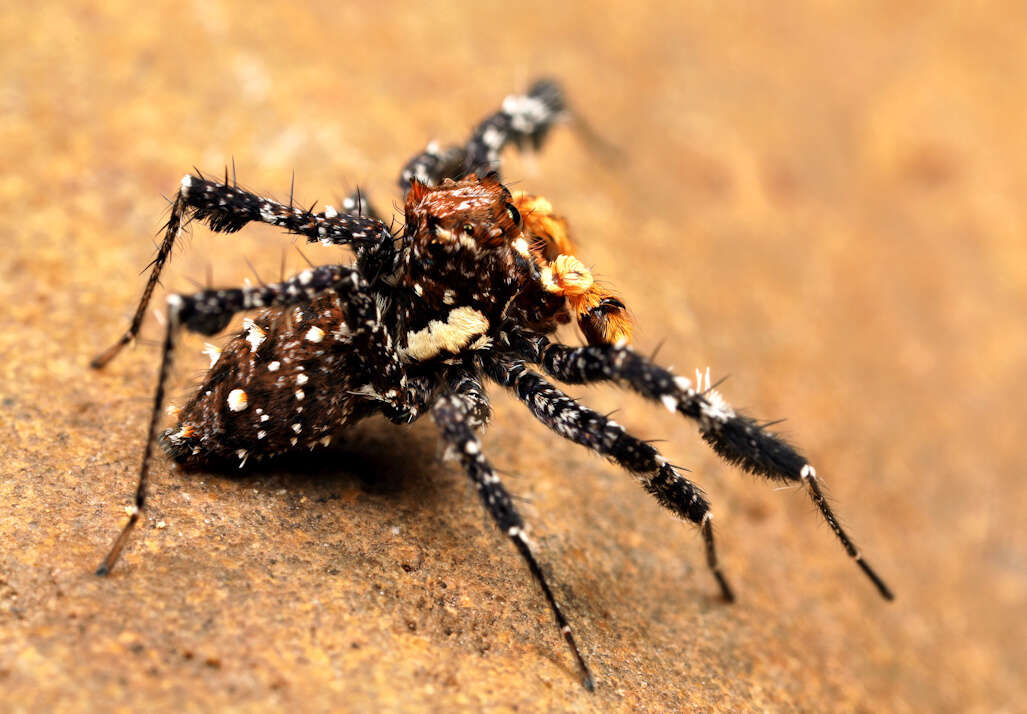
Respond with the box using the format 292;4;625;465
227;389;248;412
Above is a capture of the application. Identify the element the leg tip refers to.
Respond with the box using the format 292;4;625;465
581;673;595;692
95;563;110;577
91;334;133;369
714;572;736;604
90;346;119;370
857;558;895;601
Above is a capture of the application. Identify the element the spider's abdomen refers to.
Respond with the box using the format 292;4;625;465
161;292;378;467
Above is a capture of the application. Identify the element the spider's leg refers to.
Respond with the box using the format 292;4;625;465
398;79;568;191
431;386;594;691
446;370;492;429
96;264;407;575
94;304;177;576
91;175;394;369
509;332;895;601
397;142;468;193
483;356;733;602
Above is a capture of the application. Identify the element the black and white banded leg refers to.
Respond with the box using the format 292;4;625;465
399;79;568;191
483;356;733;602
397;141;468;192
95;265;407;575
431;385;594;691
92;172;394;368
509;332;894;600
446;371;492;429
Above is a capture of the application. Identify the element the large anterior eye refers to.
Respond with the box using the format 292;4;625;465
505;202;521;226
462;223;475;236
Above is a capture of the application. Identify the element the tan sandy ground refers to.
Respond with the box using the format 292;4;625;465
1;2;1024;712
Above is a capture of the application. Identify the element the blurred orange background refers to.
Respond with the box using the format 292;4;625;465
1;2;1024;711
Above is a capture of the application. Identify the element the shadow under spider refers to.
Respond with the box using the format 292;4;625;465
171;419;448;507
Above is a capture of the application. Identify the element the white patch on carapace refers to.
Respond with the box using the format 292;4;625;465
291;423;302;433
295;390;305;401
296;373;309;385
242;318;266;353
260;413;270;422
433;226;477;251
227;388;248;411
400;307;490;362
305;326;325;343
512;237;531;257
257;430;267;440
268;360;281;372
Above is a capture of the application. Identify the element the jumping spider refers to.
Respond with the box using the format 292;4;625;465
92;79;893;691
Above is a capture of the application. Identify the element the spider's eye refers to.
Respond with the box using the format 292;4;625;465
426;215;440;236
462;223;475;236
505;202;521;226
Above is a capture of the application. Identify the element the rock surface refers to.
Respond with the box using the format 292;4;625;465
1;2;1024;711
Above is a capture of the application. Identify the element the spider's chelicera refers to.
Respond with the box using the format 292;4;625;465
92;80;892;691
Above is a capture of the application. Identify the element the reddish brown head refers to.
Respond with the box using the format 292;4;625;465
399;174;633;351
404;174;522;252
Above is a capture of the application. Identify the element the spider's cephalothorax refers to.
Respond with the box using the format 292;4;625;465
398;174;573;359
91;80;893;692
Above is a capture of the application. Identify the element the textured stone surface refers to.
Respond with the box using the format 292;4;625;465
1;2;1024;711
